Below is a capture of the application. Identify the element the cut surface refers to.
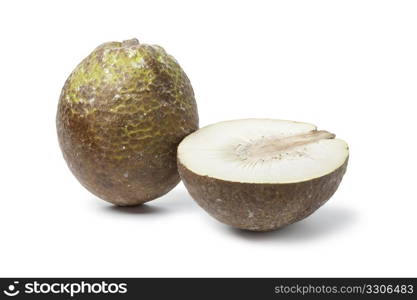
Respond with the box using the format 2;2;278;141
178;119;349;184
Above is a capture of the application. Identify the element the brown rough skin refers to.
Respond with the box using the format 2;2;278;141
178;158;348;231
57;39;198;206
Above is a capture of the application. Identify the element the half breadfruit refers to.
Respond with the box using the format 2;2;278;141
178;119;348;231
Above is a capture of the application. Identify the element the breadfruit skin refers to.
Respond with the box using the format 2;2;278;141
57;39;199;206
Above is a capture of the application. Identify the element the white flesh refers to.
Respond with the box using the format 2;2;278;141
178;119;349;184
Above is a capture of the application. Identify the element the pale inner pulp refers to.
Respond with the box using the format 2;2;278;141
178;119;349;184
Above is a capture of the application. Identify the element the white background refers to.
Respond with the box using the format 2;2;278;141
0;0;416;277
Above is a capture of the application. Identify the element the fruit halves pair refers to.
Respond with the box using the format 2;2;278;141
57;39;348;231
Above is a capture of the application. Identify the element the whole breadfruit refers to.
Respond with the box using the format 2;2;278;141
57;38;199;206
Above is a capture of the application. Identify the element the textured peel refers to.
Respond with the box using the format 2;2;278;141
178;119;349;231
57;38;198;205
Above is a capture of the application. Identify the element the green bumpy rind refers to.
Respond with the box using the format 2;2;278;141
57;39;199;206
178;158;348;231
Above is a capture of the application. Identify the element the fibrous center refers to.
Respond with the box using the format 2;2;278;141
234;130;335;164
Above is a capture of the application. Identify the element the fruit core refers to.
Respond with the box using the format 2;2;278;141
234;130;335;163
